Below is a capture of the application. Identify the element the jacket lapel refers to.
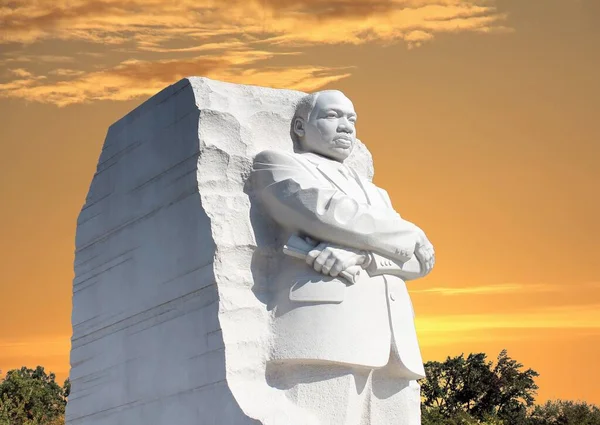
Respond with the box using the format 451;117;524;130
349;168;390;209
348;167;373;205
301;153;382;205
300;153;354;196
316;161;355;196
370;184;391;209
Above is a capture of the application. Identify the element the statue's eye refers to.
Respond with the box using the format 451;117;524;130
349;117;357;124
326;111;337;118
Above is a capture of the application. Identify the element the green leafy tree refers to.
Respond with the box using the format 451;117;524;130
0;366;69;425
422;406;507;425
527;400;600;425
421;350;539;425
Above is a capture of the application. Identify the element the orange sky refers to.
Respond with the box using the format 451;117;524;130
1;0;599;405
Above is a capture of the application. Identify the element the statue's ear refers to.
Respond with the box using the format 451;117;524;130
293;117;305;138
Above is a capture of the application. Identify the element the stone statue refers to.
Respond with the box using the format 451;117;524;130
252;90;435;424
66;78;434;425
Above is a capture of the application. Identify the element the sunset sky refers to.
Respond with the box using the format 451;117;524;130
1;0;599;406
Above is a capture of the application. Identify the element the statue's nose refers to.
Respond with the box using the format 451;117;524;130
337;117;354;133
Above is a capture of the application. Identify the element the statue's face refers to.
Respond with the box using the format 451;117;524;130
300;91;357;162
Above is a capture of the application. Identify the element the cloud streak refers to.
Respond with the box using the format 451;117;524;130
0;335;69;359
412;282;600;346
0;0;508;47
417;304;600;333
0;335;71;378
0;51;353;106
412;281;600;297
0;0;509;105
412;282;561;296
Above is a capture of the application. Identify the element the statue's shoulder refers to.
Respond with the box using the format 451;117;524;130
253;149;305;167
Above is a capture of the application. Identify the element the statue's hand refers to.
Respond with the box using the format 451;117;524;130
414;231;435;276
306;243;368;278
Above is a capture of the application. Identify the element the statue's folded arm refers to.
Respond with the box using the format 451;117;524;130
253;149;419;263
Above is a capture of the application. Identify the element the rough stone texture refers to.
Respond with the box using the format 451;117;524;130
67;77;373;425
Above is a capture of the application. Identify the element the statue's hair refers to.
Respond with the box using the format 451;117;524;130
290;90;344;147
290;92;319;147
294;93;319;123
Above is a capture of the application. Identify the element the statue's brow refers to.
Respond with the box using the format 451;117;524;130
323;107;357;117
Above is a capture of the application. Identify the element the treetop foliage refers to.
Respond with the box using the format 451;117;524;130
422;349;539;424
0;366;69;425
421;350;599;425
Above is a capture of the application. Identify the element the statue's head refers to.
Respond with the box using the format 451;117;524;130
292;90;357;162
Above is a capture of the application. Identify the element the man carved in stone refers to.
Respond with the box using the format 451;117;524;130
252;90;435;424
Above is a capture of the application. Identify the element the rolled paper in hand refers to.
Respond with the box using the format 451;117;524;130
282;234;361;285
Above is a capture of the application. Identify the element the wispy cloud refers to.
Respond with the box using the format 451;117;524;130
413;282;600;346
417;304;600;337
0;335;71;378
0;0;509;105
0;0;508;47
0;335;70;358
47;68;86;77
1;54;76;64
0;52;353;106
8;68;35;79
413;281;600;297
412;282;561;296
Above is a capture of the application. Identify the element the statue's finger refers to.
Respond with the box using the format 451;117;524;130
321;256;336;275
313;250;330;273
306;249;320;266
306;243;327;266
329;260;343;277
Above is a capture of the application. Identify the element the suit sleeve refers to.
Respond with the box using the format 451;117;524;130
369;187;434;279
252;149;418;262
366;252;425;281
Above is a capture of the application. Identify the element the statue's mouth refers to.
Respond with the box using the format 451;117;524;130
334;136;353;147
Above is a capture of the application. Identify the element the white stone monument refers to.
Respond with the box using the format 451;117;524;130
66;77;435;425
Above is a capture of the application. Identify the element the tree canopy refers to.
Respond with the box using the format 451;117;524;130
528;400;600;425
421;350;539;425
421;350;600;425
0;366;69;425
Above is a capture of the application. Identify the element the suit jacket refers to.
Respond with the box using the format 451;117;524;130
252;149;427;379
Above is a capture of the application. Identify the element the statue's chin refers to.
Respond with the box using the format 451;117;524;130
326;146;353;162
300;139;354;162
